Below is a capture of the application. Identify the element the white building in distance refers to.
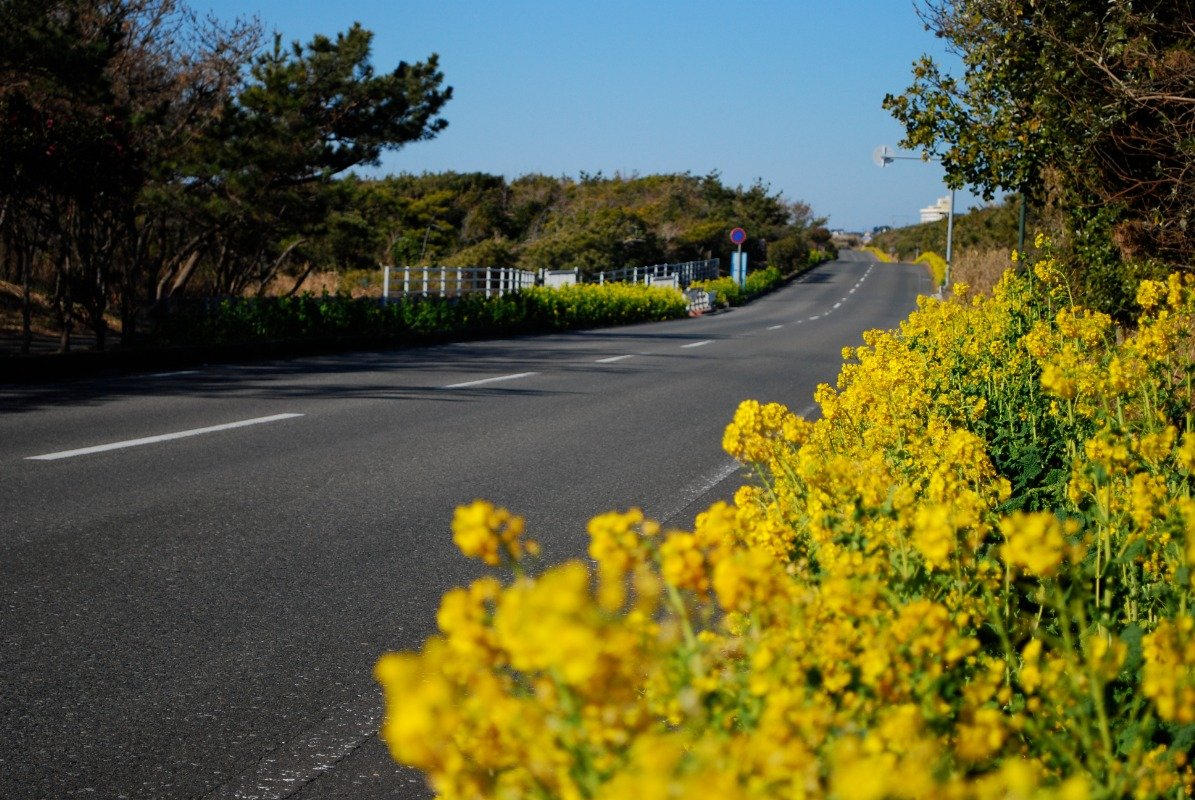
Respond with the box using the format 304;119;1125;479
920;195;953;223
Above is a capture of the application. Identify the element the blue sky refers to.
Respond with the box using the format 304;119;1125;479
198;0;988;233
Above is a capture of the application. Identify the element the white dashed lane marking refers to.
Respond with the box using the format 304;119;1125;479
27;413;305;461
441;372;539;389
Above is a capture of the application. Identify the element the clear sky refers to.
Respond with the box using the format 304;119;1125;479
197;0;988;233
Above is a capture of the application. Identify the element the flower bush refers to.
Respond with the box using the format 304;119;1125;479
150;283;688;346
376;243;1195;799
914;251;948;286
861;246;895;263
691;267;783;309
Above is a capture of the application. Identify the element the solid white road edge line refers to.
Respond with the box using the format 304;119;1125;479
441;371;539;389
146;370;200;379
656;459;742;526
26;413;305;461
595;355;635;363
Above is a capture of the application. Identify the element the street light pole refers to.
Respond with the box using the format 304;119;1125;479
874;146;955;294
945;187;954;289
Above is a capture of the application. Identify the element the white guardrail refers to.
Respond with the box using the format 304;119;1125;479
382;266;537;300
586;259;719;289
380;259;721;312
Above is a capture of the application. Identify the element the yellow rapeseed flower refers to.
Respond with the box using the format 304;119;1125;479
1000;512;1068;577
1142;616;1195;723
1177;432;1195;472
1137;279;1167;311
376;265;1195;800
451;500;535;566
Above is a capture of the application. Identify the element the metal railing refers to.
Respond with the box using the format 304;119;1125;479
379;258;720;303
381;265;538;301
585;259;719;289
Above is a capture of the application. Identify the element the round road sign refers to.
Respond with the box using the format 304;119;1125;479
729;227;747;245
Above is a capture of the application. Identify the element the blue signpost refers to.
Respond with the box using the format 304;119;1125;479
729;227;747;288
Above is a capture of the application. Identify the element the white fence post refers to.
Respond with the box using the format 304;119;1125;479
403;267;410;296
486;266;492;298
382;266;391;304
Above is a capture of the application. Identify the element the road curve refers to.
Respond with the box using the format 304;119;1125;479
0;252;931;799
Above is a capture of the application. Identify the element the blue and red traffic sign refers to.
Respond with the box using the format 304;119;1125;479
729;227;747;245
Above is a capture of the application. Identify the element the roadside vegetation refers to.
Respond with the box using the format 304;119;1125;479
10;1;1195;797
370;0;1195;797
376;246;1195;799
150;283;690;347
871;200;1041;264
689;265;786;309
871;201;1039;293
883;0;1192;320
0;0;830;355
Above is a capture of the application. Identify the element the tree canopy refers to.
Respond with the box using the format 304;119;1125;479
883;0;1195;308
0;0;451;351
318;171;825;280
1;2;829;353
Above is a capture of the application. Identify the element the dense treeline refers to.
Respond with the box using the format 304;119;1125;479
884;0;1195;316
325;170;831;280
0;0;451;353
870;198;1048;261
0;1;829;356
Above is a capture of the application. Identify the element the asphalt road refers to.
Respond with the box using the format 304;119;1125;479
0;251;931;799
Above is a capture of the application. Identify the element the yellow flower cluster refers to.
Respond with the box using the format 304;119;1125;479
451;499;539;567
375;258;1195;799
1142;616;1195;723
1000;512;1070;576
722;399;810;468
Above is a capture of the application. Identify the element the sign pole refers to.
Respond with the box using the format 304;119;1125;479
729;227;747;289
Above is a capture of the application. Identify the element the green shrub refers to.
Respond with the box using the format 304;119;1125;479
692;267;782;308
915;251;948;286
375;258;1195;800
150;283;688;347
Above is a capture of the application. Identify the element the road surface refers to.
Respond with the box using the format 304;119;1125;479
0;252;930;799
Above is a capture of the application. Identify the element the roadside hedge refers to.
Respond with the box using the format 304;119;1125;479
150;283;689;347
375;245;1195;799
691;266;783;309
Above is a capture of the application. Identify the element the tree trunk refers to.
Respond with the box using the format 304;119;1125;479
121;284;134;346
284;261;317;297
94;311;107;351
255;238;306;297
20;245;32;355
152;232;206;301
58;259;73;354
58;205;77;354
160;249;203;300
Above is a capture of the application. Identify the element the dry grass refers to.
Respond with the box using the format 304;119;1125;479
951;247;1015;297
2;279;123;352
2;268;373;344
1;279;59;338
259;269;382;298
